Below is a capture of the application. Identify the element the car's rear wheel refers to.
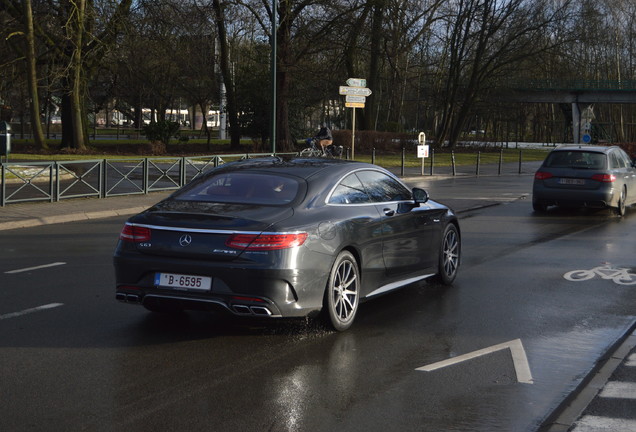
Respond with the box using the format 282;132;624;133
615;186;627;216
437;224;460;285
532;199;548;213
324;250;360;331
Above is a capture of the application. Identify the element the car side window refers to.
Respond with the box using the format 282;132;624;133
355;170;411;203
610;152;625;169
618;149;633;168
329;173;370;204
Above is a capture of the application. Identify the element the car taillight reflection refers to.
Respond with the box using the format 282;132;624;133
226;233;308;251
120;224;151;242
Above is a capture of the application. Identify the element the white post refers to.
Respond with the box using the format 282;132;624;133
351;108;356;160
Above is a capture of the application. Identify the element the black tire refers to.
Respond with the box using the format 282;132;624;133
323;250;360;331
532;199;548;213
615;187;626;216
437;224;460;285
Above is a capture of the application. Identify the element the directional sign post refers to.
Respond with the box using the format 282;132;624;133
346;78;366;87
340;79;372;160
339;86;373;97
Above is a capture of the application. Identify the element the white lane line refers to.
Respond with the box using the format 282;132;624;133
625;353;636;367
599;381;636;399
4;262;66;274
0;303;64;320
415;339;534;384
572;415;636;432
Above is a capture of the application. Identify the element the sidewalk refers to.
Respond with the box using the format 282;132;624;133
0;191;173;231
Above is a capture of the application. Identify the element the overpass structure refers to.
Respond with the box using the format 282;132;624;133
509;80;636;143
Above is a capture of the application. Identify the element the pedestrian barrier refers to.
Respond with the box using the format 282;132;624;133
0;153;284;206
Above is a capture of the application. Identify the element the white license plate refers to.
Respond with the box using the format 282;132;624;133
559;178;585;185
154;273;212;291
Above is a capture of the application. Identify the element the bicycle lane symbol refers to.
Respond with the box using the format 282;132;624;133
563;263;636;286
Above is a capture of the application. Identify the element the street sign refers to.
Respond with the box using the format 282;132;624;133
346;78;367;87
417;145;429;158
339;86;372;97
345;102;365;108
418;132;426;144
346;95;366;103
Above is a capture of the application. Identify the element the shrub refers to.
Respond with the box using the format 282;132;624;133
143;120;181;146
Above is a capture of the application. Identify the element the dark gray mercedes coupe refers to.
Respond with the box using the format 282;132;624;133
113;156;460;331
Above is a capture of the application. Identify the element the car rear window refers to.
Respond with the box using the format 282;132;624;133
544;151;606;169
174;172;300;205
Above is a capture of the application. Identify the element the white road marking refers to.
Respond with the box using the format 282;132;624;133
572;415;636;432
415;338;534;384
0;303;64;320
599;381;636;399
625;353;636;367
4;262;66;274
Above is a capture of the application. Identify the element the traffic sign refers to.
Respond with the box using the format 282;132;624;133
346;95;366;103
345;102;365;108
339;86;372;97
417;145;429;158
346;78;367;87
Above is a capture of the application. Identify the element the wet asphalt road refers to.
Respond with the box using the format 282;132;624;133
1;174;635;431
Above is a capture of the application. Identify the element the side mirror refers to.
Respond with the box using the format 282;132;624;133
412;187;428;204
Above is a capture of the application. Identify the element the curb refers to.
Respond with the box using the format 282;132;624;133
539;321;636;431
0;206;150;231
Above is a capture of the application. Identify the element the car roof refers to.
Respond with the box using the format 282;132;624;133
551;145;619;154
210;156;389;180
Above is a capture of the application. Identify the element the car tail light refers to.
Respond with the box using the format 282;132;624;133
591;173;616;182
534;171;553;180
225;233;308;250
119;224;151;242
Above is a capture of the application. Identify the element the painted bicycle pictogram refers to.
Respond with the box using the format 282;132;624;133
563;263;636;285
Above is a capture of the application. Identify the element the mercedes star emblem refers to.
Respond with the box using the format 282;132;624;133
179;234;192;247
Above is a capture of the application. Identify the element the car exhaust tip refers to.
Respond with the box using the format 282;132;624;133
250;306;272;316
232;305;252;315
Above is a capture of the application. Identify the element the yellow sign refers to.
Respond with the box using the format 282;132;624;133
345;102;365;108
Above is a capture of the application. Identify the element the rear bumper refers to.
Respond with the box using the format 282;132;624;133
532;183;616;208
113;251;332;318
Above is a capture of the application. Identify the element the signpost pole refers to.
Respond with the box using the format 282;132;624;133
351;108;356;160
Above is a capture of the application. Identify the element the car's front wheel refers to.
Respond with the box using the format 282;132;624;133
437;224;460;285
324;250;360;331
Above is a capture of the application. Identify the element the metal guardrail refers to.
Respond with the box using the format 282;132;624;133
1;149;542;206
0;153;287;206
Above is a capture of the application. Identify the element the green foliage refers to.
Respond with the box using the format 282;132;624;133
143;121;181;146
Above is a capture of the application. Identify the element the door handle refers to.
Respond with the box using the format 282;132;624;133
383;208;395;216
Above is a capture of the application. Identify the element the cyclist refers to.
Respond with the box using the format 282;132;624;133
314;124;333;155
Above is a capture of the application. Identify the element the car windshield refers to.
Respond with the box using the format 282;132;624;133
544;151;606;169
173;172;300;205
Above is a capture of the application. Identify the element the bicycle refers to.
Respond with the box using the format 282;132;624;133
563;263;636;285
299;138;344;158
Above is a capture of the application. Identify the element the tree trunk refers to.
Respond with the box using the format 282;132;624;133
363;0;385;131
24;0;47;149
212;0;241;150
65;0;87;150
